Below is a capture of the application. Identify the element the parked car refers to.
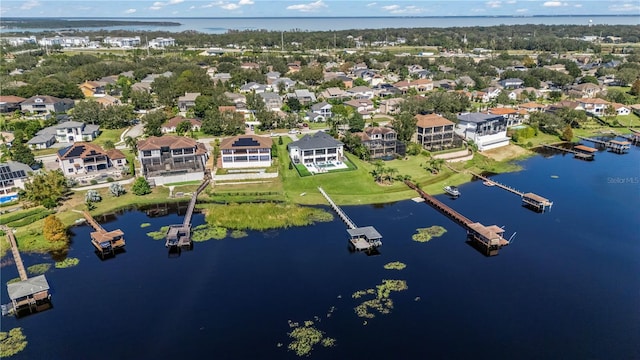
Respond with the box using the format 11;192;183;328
288;129;301;134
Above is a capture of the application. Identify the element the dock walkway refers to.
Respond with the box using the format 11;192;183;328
165;175;211;249
2;225;27;281
405;180;510;256
80;211;125;258
577;136;631;153
541;143;594;160
317;187;382;251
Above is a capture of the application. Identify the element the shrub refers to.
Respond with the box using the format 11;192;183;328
43;215;69;243
106;177;114;182
85;190;102;203
109;183;126;197
90;179;98;185
132;177;151;196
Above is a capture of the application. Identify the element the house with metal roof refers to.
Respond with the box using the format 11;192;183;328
455;112;510;151
287;131;344;165
219;135;272;169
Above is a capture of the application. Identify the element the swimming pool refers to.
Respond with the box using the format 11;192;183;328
0;194;18;204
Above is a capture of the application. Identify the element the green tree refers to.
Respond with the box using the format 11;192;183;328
23;170;68;207
103;140;115;150
176;120;192;135
391;112;417;143
132;177;152;196
9;142;36;166
130;90;154;110
603;104;618;125
142;111;167;137
560;124;574;141
109;183;126;197
71;99;103;125
124;136;137;152
43;215;69;243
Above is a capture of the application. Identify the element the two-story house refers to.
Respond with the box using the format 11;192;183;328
455;113;510;151
137;136;208;185
218;135;272;169
52;121;100;144
288;131;344;165
288;89;317;105
0;96;26;113
307;102;333;122
344;99;375;119
20;95;74;115
57;142;126;176
346;86;375;99
0;161;31;197
415;114;457;151
498;78;524;89
576;98;610;115
259;92;284;111
177;93;200;112
354;127;400;159
378;98;404;115
319;87;349;100
488;108;524;127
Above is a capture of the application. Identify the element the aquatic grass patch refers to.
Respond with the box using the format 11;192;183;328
353;279;408;319
6;277;21;285
230;229;248;238
383;261;407;270
0;327;28;358
204;203;332;231
191;224;227;242
140;223;151;228
412;226;447;243
27;263;52;275
55;257;79;269
286;320;336;357
146;226;169;240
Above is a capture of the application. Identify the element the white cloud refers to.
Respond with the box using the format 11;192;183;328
516;8;528;12
238;0;254;4
486;1;502;8
149;0;184;11
124;8;137;14
20;0;41;10
382;5;400;11
574;4;582;7
380;4;425;14
506;0;517;4
221;3;240;10
286;0;328;12
471;8;487;13
542;1;568;7
609;3;640;12
367;2;377;6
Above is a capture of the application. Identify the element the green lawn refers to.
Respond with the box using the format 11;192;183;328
615;113;640;128
93;128;126;147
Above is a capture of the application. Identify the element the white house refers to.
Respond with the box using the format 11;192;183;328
306;102;333;122
218;135;272;169
57;142;126;176
0;161;31;197
148;37;175;48
455;113;510;151
288;131;344;165
51;121;100;144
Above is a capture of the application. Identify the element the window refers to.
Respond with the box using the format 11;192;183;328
68;168;73;173
142;151;152;157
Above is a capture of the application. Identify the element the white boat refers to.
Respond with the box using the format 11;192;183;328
444;185;460;197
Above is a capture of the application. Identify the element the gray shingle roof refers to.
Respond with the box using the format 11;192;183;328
457;113;504;123
7;275;50;300
288;131;343;150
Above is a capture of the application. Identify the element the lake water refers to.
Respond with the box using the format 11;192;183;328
1;16;639;34
1;141;639;359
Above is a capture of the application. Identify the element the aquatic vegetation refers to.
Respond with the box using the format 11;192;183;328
383;261;407;270
0;327;27;357
204;203;333;231
286;320;336;357
27;263;52;275
140;223;151;228
6;277;21;285
551;175;559;178
230;230;248;238
412;226;447;242
191;225;227;242
146;226;169;240
353;279;408;319
55;257;79;269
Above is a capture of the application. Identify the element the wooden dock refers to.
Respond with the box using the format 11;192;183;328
405;181;510;256
577;136;631;153
469;172;553;212
165;176;211;250
2;225;52;317
318;187;382;251
81;211;125;258
541;143;595;160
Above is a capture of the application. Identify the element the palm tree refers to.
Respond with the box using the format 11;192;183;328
124;136;137;153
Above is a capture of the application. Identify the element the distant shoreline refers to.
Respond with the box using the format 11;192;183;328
0;19;181;29
3;14;638;19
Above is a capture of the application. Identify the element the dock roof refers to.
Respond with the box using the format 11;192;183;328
7;275;50;300
574;145;598;153
91;229;124;244
347;226;382;240
522;193;551;204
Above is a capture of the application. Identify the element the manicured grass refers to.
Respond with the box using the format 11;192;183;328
92;128;126;147
513;131;561;148
615;114;640;128
32;148;60;157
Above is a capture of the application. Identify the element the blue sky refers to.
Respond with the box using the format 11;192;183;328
2;0;639;18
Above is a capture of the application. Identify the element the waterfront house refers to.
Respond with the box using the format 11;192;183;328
415;114;457;151
137;136;208;185
455;112;510;151
0;161;31;197
57;142;126;176
20;95;74;115
353;126;401;159
218;135;272;169
612;103;631;116
288;131;344;165
488;107;524;127
567;83;602;98
575;98;610;116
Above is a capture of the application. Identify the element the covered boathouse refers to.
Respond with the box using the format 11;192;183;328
6;275;51;316
522;192;553;212
347;226;383;251
466;223;509;256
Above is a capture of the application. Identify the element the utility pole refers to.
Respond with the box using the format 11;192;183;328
281;31;284;51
